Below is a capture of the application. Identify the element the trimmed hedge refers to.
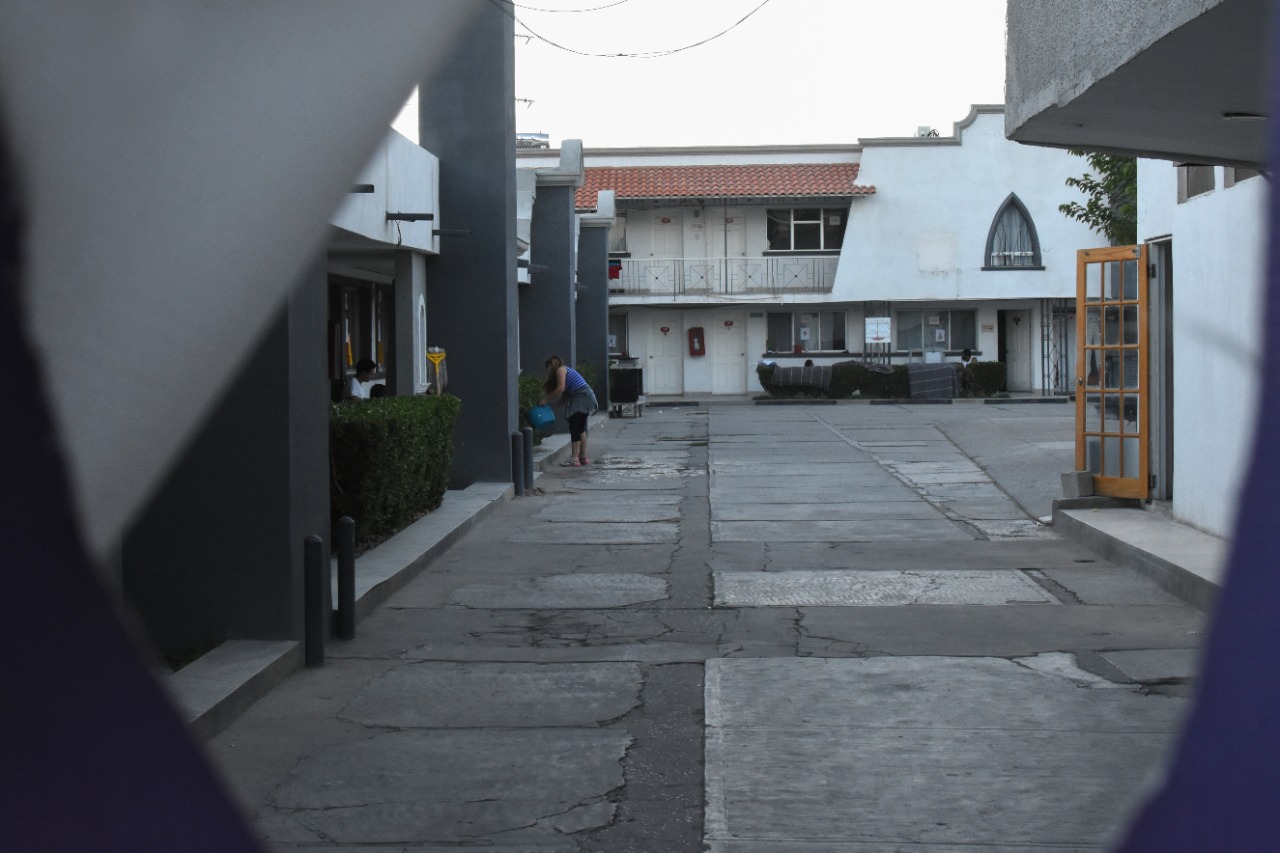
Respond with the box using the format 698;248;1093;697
961;361;1007;397
330;394;460;548
757;362;910;399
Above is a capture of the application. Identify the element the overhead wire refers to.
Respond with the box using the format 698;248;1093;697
505;0;632;12
486;0;776;58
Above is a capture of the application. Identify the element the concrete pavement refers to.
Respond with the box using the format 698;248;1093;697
206;400;1215;851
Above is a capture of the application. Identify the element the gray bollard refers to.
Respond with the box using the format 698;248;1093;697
512;432;525;496
303;534;325;667
336;516;356;641
521;426;535;489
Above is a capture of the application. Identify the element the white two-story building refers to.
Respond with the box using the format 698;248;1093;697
524;106;1102;396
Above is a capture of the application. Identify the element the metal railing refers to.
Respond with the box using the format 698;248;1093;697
610;256;838;296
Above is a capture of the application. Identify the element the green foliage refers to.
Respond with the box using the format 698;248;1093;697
1060;150;1138;245
330;394;460;548
575;360;597;389
961;361;1007;397
517;372;546;443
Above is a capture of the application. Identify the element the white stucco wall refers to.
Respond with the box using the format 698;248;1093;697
1139;160;1268;536
834;108;1102;303
331;130;439;253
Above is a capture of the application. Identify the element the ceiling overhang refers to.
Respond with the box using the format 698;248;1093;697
1006;0;1269;168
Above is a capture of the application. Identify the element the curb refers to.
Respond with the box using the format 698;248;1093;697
171;480;517;740
1052;500;1226;612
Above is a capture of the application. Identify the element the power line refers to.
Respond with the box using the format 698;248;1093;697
506;0;632;12
487;0;776;59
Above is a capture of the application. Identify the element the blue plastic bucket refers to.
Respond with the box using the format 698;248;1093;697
526;404;556;432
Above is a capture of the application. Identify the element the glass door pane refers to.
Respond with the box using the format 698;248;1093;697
1076;245;1149;499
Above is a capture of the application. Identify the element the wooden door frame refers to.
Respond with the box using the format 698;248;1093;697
1075;244;1150;499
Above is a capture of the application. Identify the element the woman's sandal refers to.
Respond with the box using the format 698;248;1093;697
560;458;581;467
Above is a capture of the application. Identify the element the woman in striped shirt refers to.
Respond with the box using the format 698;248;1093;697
542;354;598;467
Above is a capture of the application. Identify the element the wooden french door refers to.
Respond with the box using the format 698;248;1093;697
1076;245;1149;499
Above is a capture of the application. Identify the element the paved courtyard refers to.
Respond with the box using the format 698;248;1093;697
210;401;1205;852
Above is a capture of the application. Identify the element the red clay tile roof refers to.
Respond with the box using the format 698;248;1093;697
575;163;874;209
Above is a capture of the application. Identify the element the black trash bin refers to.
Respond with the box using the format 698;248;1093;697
608;366;644;417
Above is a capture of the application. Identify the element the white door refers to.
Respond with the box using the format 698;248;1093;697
651;211;683;258
711;313;747;394
1004;309;1033;391
705;207;745;293
648;317;684;395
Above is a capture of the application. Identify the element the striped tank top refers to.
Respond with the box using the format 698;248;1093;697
563;367;588;393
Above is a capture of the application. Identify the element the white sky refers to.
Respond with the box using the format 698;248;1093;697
510;0;1009;148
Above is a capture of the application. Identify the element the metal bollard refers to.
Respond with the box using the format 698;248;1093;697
521;426;535;490
303;534;325;667
336;516;356;641
511;432;525;496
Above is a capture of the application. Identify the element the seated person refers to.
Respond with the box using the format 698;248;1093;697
344;358;378;401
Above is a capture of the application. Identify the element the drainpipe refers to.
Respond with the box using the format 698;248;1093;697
723;200;729;293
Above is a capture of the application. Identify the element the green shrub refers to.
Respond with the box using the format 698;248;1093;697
575;360;597;389
962;361;1006;397
517;372;546;442
330;394;460;548
755;363;797;397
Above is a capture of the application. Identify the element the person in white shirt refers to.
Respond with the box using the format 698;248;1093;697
344;358;377;401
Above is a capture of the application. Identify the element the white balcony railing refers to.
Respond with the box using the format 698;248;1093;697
610;256;838;297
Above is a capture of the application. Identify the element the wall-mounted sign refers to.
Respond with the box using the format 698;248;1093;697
865;317;890;343
981;323;995;334
660;217;671;224
724;320;734;327
660;326;670;334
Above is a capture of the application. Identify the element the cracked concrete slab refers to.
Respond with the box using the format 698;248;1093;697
710;485;918;504
751;539;1121;571
1010;651;1132;688
712;501;943;522
967;519;1054;539
710;462;882;476
509;521;679;544
705;657;1185;850
712;519;971;543
914;482;1009;499
208;403;1210;853
339;662;643;727
270;728;630;844
798;604;1206;657
714;570;1058;606
1035;567;1187;605
450;573;668;609
1102;648;1202;682
928;498;1030;520
562;477;691;491
534;502;681;522
893;471;992;485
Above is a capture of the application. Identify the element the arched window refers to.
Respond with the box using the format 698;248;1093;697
983;193;1043;269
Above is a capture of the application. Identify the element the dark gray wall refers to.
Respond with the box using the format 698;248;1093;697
522;183;577;374
419;5;518;486
388;249;420;396
576;223;610;405
122;257;331;655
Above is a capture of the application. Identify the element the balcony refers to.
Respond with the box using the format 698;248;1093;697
609;256;838;297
